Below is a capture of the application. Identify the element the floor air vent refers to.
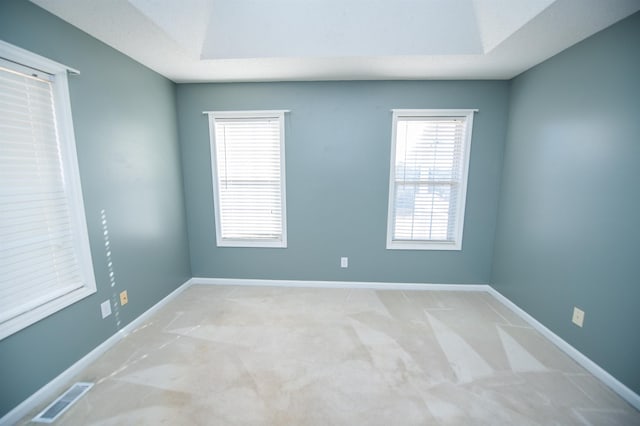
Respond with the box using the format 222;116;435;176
32;382;93;423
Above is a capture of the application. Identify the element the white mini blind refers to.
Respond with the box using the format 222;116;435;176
0;59;90;330
387;110;474;250
208;111;287;247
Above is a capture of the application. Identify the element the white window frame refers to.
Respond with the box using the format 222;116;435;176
0;41;96;340
206;110;288;248
386;109;476;251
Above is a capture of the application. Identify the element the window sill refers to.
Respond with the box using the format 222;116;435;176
0;285;96;341
386;241;462;251
216;238;287;248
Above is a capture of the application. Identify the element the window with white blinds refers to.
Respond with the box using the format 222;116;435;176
207;110;287;248
0;41;96;340
386;109;475;250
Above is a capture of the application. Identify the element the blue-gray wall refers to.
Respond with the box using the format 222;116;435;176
491;12;640;394
177;81;509;283
0;0;191;417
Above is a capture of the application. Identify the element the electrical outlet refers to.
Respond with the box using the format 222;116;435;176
120;290;128;306
100;300;112;319
572;307;585;327
340;257;348;268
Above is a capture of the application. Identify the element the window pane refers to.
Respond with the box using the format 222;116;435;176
387;110;473;250
393;183;457;241
209;112;287;247
0;46;96;339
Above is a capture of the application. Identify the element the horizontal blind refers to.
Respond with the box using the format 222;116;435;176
392;116;466;243
0;64;84;324
213;116;283;241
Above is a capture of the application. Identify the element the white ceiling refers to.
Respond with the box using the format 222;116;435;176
30;0;640;83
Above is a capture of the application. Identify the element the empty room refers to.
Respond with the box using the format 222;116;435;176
1;0;639;424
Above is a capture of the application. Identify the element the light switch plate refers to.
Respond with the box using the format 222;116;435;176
100;300;112;319
572;307;585;327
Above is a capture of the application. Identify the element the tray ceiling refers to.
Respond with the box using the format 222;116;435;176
30;0;640;82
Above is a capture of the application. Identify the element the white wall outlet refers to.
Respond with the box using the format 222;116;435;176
572;307;585;327
100;300;112;319
340;257;348;268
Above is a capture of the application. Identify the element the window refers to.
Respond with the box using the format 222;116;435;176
386;109;475;250
0;41;96;340
206;110;288;248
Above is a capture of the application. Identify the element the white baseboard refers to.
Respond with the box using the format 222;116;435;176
4;277;638;424
0;279;192;426
487;286;640;411
191;277;489;292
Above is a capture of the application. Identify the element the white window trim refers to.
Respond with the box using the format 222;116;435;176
0;41;96;340
205;110;288;248
386;109;476;251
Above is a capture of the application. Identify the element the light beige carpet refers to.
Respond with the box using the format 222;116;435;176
20;285;640;425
